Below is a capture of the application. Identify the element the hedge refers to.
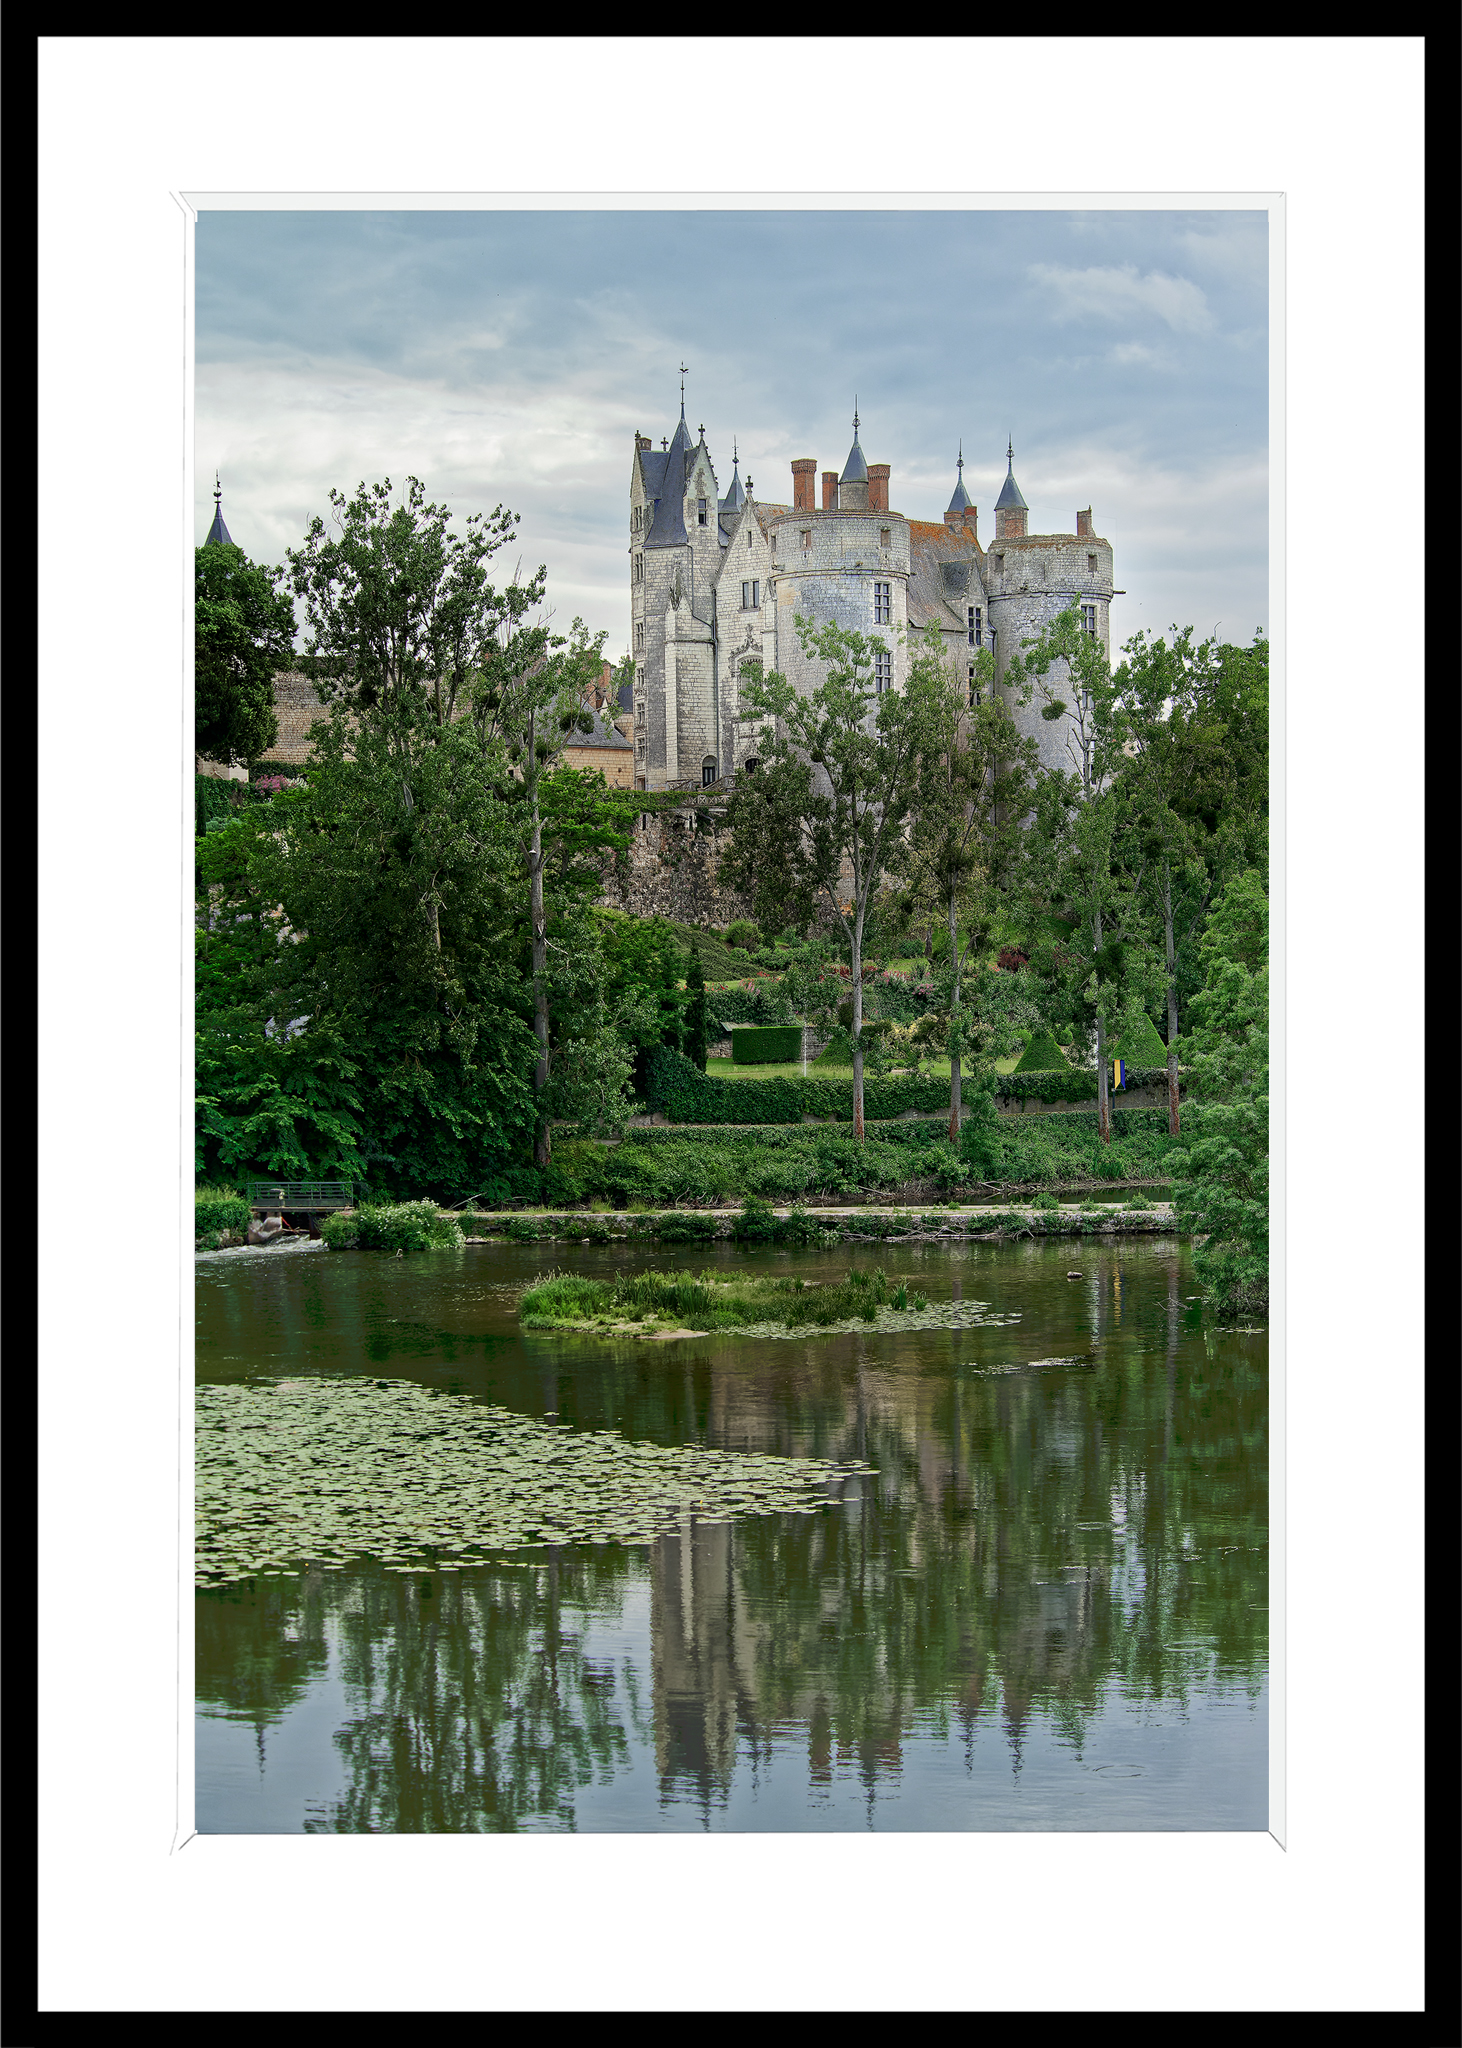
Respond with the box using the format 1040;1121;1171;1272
1011;1027;1072;1075
195;1191;251;1237
995;1065;1180;1105
730;1024;803;1064
1109;1014;1170;1066
644;1044;956;1125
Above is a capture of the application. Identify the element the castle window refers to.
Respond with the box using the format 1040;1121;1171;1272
748;528;753;549
1088;553;1097;573
801;529;811;549
874;581;891;624
880;528;890;548
743;757;759;776
968;664;982;709
633;554;643;583
702;757;718;787
698;498;708;526
635;621;644;648
874;648;892;694
1081;605;1098;635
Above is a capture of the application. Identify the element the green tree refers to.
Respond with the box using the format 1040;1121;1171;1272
471;617;613;1165
1009;608;1161;1144
905;627;1038;1138
195;542;294;764
683;939;710;1072
1168;869;1268;1317
285;475;521;726
230;709;539;1197
730;618;933;1140
716;751;821;936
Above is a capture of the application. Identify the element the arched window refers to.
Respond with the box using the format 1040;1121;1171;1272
701;757;718;787
742;757;759;777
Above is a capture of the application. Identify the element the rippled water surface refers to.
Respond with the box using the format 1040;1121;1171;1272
196;1235;1266;1832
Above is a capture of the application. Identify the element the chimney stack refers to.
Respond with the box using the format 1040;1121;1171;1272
867;463;890;513
792;458;816;513
965;507;978;545
822;470;839;511
635;432;651;451
1076;508;1093;538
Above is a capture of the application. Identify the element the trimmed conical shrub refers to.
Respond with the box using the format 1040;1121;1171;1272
1012;1027;1073;1074
1109;1012;1169;1066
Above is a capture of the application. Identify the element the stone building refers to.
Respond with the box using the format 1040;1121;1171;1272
628;402;1118;791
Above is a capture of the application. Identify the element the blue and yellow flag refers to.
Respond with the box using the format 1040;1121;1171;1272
1113;1058;1127;1091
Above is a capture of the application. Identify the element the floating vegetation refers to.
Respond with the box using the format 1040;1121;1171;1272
195;1377;876;1588
517;1266;1022;1340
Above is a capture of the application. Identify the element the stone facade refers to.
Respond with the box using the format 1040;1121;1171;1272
598;812;753;927
629;407;1117;793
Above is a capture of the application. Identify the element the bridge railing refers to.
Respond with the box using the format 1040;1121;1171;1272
246;1180;356;1211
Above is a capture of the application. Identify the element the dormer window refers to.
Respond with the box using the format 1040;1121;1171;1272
698;497;708;526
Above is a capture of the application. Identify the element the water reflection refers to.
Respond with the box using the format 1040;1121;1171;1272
196;1237;1266;1831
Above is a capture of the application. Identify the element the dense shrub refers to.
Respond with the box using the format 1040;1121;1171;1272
723;920;763;952
1109;1013;1170;1065
997;947;1029;972
1011;1028;1072;1074
730;1024;803;1064
195;1190;251;1238
323;1201;463;1253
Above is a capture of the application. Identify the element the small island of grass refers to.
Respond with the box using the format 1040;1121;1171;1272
520;1264;932;1338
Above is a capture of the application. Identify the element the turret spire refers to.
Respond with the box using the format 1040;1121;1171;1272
204;473;234;547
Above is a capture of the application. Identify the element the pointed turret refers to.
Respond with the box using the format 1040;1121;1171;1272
204;474;233;547
995;440;1028;539
839;402;870;510
945;444;975;531
720;439;746;516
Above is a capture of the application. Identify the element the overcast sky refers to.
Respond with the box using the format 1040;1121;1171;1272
197;206;1269;662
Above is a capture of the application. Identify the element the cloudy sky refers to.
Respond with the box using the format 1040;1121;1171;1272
197;205;1269;664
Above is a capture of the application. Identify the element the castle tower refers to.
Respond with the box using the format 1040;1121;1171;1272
629;385;721;791
984;442;1117;775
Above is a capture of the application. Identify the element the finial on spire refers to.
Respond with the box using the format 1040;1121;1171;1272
679;362;688;414
957;442;964;476
698;422;705;440
214;471;221;504
733;437;739;466
1007;436;1014;467
853;397;860;436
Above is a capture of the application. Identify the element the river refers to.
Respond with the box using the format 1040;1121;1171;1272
195;1234;1267;1832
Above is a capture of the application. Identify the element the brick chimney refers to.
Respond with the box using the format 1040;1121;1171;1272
822;470;839;511
964;507;978;545
1076;507;1093;538
867;463;890;513
792;458;816;513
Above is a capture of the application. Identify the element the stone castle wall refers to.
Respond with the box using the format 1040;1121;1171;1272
599;813;753;926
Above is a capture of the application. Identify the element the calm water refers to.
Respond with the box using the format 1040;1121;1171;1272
195;1235;1267;1832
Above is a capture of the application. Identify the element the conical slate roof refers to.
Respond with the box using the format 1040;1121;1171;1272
840;406;868;485
204;479;233;546
645;404;696;549
720;441;746;515
946;446;972;515
995;445;1027;512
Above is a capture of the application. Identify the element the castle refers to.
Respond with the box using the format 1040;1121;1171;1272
628;397;1117;792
